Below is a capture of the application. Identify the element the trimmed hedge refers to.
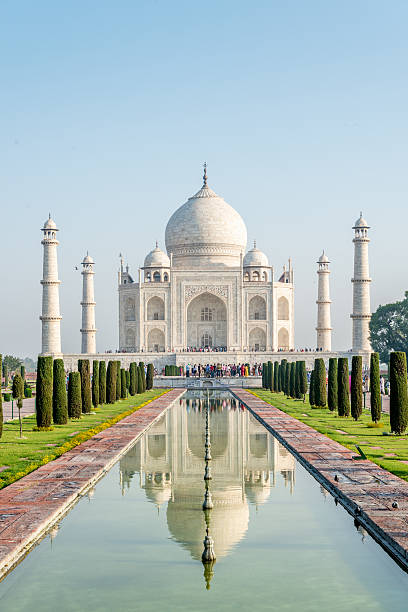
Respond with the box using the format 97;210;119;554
309;370;315;406
280;360;287;394
289;362;296;398
92;360;99;408
78;359;92;414
274;361;280;392
390;351;408;435
328;358;338;412
146;363;154;390
298;361;307;401
129;362;137;396
24;387;32;398
53;358;68;425
337;358;350;417
0;355;2;439
370;352;381;423
268;361;273;392
116;361;121;401
313;358;327;407
99;361;107;405
68;371;82;419
351;355;363;421
120;368;127;399
107;361;116;404
137;366;143;394
36;356;53;428
139;362;146;392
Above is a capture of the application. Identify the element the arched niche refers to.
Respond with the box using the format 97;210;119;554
248;327;266;351
248;296;266;320
278;327;289;350
278;296;289;320
125;297;135;321
147;296;165;320
186;292;227;348
147;328;165;352
125;328;135;348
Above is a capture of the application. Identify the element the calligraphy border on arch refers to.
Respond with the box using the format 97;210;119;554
184;285;228;305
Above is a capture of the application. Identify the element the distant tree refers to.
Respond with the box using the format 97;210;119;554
99;361;106;405
309;370;315;406
106;361;116;404
3;364;8;388
116;362;121;400
0;355;2;438
351;356;363;420
3;355;22;372
289;362;296;398
268;361;274;392
139;362;146;392
327;358;338;412
369;291;408;363
298;361;307;402
337;358;350;417
12;372;24;437
78;359;92;414
146;363;154;390
53;359;68;425
313;358;327;407
129;363;137;395
36;356;53;428
68;372;82;418
137;366;143;394
370;352;381;423
389;351;408;434
120;368;127;399
92;360;99;408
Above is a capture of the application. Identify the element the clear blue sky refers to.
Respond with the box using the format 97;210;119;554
1;0;407;358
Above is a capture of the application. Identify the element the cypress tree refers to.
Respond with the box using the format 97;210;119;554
99;361;106;405
274;361;279;392
146;363;154;390
92;360;99;408
309;370;315;406
389;351;408;435
126;369;130;391
295;361;303;399
280;359;287;393
12;373;24;438
20;364;25;380
137;366;143;394
78;359;92;414
289;362;296;398
36;356;53;428
328;358;338;412
53;359;68;425
116;362;121;400
370;352;381;423
0;355;3;438
299;361;307;402
268;361;273;392
68;372;82;418
284;363;290;396
129;362;137;395
3;365;8;388
106;361;116;404
313;358;327;407
121;368;127;398
337;358;351;417
139;362;146;392
351;356;363;421
261;363;266;388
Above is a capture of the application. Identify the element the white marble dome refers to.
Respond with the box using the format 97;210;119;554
165;174;247;268
144;244;170;268
354;212;369;228
82;253;94;264
318;251;329;263
243;243;269;267
43;215;57;230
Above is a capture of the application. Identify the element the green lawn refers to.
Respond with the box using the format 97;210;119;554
0;389;166;489
251;390;408;482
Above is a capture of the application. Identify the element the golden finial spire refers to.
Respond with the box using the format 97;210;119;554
203;162;208;187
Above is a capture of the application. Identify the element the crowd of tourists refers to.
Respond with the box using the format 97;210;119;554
182;363;263;378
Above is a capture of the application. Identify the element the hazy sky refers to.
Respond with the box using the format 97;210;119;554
1;1;407;358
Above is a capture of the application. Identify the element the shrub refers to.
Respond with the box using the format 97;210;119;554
129;362;137;396
268;361;273;392
3;393;11;402
313;358;327;407
0;355;2;438
92;360;99;408
351;356;363;421
68;371;82;418
146;363;154;390
370;352;381;423
309;370;315;406
120;368;127;399
389;351;408;435
78;359;92;414
274;361;279;392
24;386;32;398
328;358;338;412
337;358;350;417
116;362;121;400
99;361;106;405
12;373;24;401
36;356;53;428
137;366;143;394
289;362;296;398
106;361;116;404
139;362;146;392
53;358;68;425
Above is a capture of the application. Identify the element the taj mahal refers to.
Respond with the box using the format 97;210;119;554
39;165;373;370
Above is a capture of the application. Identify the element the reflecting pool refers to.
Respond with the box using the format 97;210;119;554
0;390;407;611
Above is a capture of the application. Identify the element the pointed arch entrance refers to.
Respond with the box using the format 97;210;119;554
186;292;227;349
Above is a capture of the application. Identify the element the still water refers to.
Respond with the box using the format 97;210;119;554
0;390;407;611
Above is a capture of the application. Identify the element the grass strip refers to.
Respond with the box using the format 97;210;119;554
0;389;168;489
249;390;408;482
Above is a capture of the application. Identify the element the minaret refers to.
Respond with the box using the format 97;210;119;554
351;213;372;352
81;253;97;354
40;215;62;355
316;251;332;351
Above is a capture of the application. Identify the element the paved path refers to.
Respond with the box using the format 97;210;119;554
0;389;185;578
233;389;408;570
2;398;35;422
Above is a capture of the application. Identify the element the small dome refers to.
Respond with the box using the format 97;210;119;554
43;215;57;230
243;243;269;267
82;254;94;264
354;212;369;228
144;244;170;268
318;251;329;263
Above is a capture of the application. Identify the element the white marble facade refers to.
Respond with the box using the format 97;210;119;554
119;170;294;353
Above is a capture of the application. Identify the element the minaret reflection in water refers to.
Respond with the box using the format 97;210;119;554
202;390;216;589
119;390;295;582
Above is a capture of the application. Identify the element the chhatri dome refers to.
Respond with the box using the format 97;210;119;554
354;212;369;228
243;241;269;268
144;242;170;268
165;165;247;268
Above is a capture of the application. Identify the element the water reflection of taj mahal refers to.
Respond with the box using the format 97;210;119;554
119;392;295;561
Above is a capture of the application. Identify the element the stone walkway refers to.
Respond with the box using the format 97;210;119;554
2;398;35;422
0;389;185;579
233;389;408;570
